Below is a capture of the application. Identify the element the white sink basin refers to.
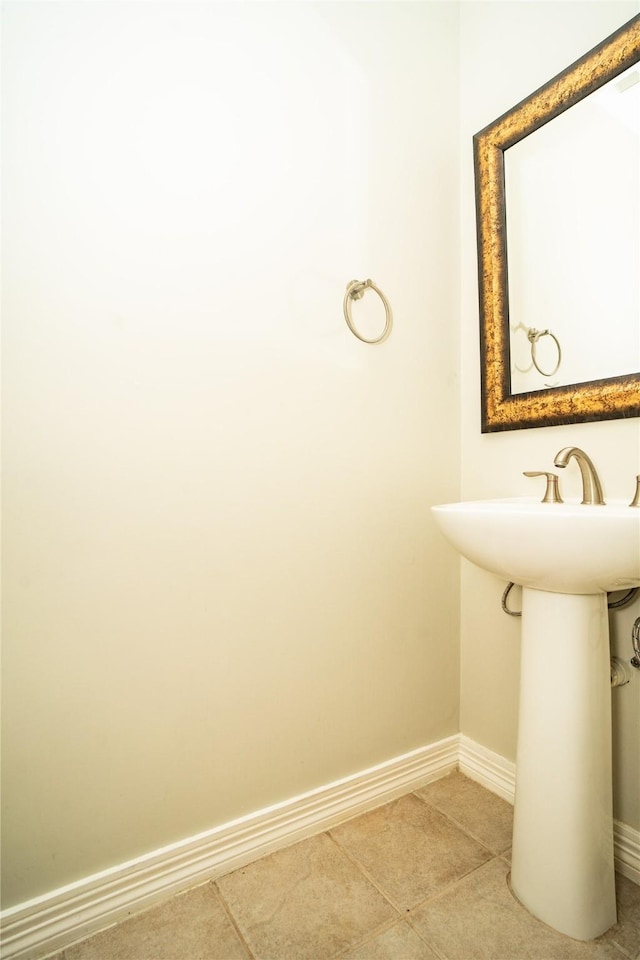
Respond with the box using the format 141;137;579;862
432;498;640;595
432;493;640;940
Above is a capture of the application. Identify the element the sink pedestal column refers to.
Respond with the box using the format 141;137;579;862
511;588;616;941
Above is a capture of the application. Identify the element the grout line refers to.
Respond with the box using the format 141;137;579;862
324;829;408;918
212;882;256;960
404;855;503;916
609;939;637;960
325;826;415;913
332;917;403;960
325;813;504;932
407;923;449;960
412;788;512;858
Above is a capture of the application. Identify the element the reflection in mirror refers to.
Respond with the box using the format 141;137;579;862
506;63;640;395
474;15;640;432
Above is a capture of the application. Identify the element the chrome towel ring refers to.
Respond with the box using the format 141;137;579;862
343;279;392;344
527;327;562;377
512;323;562;378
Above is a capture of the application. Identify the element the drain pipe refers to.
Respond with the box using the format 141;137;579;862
502;586;640;686
608;616;640;687
611;657;632;687
631;617;640;669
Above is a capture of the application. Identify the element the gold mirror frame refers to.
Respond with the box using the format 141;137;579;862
474;15;640;433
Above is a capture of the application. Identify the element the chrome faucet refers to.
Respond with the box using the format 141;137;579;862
553;447;605;505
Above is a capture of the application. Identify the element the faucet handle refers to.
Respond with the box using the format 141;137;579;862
523;471;564;504
630;475;640;508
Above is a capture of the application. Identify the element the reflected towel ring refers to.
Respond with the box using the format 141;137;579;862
343;279;393;344
527;328;562;377
511;322;534;373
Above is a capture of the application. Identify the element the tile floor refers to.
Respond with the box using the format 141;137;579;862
49;772;639;960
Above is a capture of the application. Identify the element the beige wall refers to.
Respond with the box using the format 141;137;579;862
459;1;640;830
1;2;461;908
3;0;639;914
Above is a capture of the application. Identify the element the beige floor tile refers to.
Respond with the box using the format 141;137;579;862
216;831;396;960
341;920;439;959
410;858;627;960
415;770;514;854
601;872;640;958
330;793;491;911
41;779;639;960
63;883;250;960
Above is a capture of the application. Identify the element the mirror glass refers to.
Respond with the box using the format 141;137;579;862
505;63;640;395
474;15;640;432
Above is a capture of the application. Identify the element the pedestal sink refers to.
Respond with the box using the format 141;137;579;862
432;498;640;941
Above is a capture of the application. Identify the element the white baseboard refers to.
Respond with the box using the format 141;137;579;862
458;734;516;803
0;736;459;960
2;734;638;960
612;820;640;886
458;734;640;887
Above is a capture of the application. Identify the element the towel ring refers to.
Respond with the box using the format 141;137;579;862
343;279;392;344
527;327;562;377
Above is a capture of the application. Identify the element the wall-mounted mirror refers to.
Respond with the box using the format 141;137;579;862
474;15;640;432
